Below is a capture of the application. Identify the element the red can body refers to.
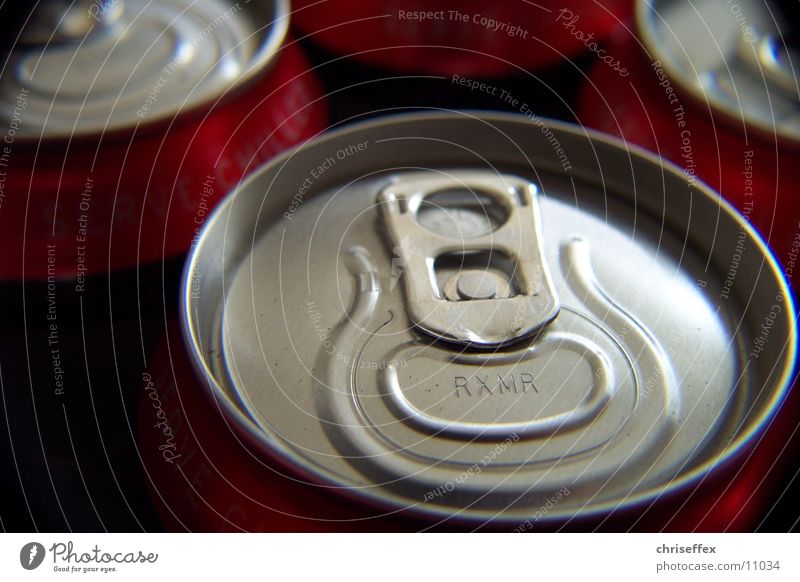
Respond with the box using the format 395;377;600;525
292;0;632;76
577;32;800;282
0;42;326;281
139;321;799;532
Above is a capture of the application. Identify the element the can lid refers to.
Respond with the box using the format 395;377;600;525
0;0;287;139
185;112;796;523
638;0;800;142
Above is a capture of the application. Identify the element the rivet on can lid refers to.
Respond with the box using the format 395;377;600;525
455;271;499;300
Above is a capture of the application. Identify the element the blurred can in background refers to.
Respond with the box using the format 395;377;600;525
0;0;326;280
291;0;632;76
0;0;326;532
578;0;800;283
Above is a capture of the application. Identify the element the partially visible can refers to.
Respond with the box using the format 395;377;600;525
141;111;796;531
0;0;326;280
292;0;632;76
577;0;800;283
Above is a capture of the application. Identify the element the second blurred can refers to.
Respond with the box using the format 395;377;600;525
577;0;800;282
292;0;631;76
0;0;326;280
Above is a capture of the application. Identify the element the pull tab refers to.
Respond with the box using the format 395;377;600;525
378;170;559;348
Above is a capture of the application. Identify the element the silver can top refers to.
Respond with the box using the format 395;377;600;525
184;112;796;524
638;0;800;142
0;0;287;139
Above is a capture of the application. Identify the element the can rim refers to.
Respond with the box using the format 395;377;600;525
11;0;290;142
635;0;800;147
180;110;798;525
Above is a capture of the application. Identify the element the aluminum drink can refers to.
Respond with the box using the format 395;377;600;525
0;0;326;280
577;0;800;287
291;0;632;76
140;111;796;531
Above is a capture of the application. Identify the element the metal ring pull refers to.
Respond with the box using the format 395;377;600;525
378;170;560;348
